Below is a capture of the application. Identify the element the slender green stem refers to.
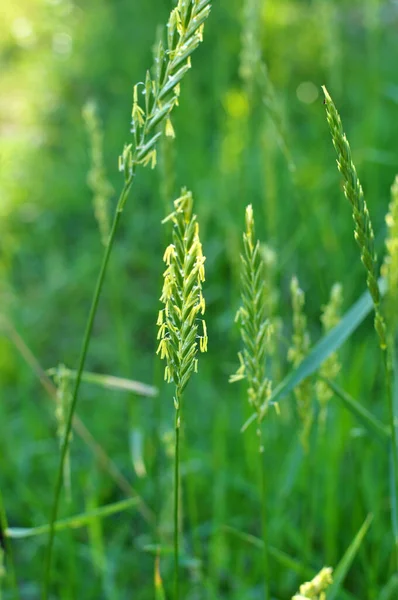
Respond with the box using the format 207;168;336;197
174;389;182;600
258;427;270;600
0;490;20;600
384;343;398;570
42;179;133;600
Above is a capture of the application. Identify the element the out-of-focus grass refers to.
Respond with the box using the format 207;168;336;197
1;0;398;598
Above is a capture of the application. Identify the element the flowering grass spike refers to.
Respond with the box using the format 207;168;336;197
157;189;207;392
156;188;207;600
288;276;313;450
230;205;272;420
230;205;273;599
119;0;212;181
292;567;333;600
382;175;398;334
322;86;386;349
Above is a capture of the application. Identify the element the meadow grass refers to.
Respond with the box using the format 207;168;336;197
42;2;212;597
157;189;207;598
2;1;398;599
323;86;398;569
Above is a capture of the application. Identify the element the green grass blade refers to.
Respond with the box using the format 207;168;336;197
48;367;158;397
242;280;387;432
7;497;139;539
327;513;373;600
322;377;389;442
222;525;313;578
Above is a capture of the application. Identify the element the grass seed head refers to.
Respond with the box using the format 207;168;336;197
382;175;398;334
120;1;211;176
288;276;313;450
157;189;207;394
292;566;333;600
316;283;343;423
322;86;386;349
231;205;273;420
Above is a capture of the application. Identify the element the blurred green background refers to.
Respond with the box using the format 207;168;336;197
1;0;398;598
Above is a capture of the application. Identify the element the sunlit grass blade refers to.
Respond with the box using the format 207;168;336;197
321;377;389;442
327;514;373;600
48;367;158;397
242;280;387;431
7;498;140;539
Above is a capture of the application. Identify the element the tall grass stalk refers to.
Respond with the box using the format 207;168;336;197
43;3;211;597
230;205;272;599
322;85;398;568
157;190;207;599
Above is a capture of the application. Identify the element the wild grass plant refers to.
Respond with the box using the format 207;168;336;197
3;1;398;599
230;205;273;599
43;1;212;597
156;189;207;598
323;86;398;568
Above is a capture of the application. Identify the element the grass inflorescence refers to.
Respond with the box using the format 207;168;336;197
322;86;386;349
231;205;273;599
157;189;207;599
288;276;313;450
323;85;398;568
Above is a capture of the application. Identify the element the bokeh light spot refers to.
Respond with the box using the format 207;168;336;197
296;81;319;104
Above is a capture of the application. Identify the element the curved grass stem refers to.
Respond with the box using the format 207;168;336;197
42;178;133;600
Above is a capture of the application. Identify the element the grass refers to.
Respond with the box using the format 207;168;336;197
1;0;398;598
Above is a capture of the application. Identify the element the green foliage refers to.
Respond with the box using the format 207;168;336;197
2;1;398;598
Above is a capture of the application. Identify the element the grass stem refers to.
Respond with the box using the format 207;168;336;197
174;392;181;600
384;344;398;570
258;428;270;600
42;178;133;600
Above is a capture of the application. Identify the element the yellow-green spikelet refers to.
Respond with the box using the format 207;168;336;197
382;175;398;334
157;190;207;392
292;566;333;600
